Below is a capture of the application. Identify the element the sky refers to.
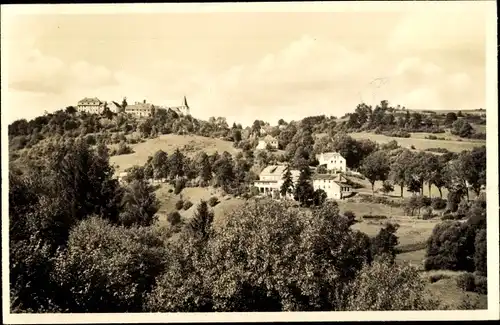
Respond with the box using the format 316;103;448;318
1;3;489;126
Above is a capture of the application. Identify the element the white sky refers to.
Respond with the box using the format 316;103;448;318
1;3;488;126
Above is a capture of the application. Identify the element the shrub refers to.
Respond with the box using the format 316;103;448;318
183;200;193;210
473;275;487;294
431;198;447;210
116;141;133;155
426;135;438;140
422;207;435;220
362;215;387;220
456;273;476;292
175;200;184;210
429;273;450;283
167;211;182;226
425;147;450;153
174;178;186;195
208;196;219;207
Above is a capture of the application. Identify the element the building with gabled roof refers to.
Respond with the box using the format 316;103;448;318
312;173;352;200
77;97;105;114
254;164;300;199
316;152;347;173
256;135;279;150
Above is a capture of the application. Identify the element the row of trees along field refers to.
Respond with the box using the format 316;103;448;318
11;138;450;312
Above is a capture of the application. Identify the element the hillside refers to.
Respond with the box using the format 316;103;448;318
110;134;241;173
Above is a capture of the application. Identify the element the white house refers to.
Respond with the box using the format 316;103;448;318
256;135;279;150
316;152;347;173
125;100;155;118
254;165;300;199
77;97;105;114
312;173;352;200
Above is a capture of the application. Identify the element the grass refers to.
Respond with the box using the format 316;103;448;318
110;134;240;173
349;132;484;153
153;184;245;229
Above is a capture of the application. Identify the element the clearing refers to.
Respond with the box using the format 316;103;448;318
110;134;240;173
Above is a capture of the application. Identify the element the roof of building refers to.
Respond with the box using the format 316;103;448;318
312;173;350;185
316;152;344;161
78;97;102;104
260;165;300;177
108;101;122;107
125;102;155;110
260;135;277;142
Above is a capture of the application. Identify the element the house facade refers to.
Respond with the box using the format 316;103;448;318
77;97;105;114
254;165;300;199
312;173;352;200
125;100;155;118
316;152;347;172
256;135;279;150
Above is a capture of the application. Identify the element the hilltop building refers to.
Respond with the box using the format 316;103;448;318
316;152;347;173
256;135;279;150
77;97;105;114
254;165;300;199
312;173;352;200
157;96;190;116
124;100;155;118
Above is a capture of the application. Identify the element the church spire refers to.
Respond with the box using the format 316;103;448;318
183;95;189;108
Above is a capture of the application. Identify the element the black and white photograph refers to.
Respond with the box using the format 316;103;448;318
1;1;498;323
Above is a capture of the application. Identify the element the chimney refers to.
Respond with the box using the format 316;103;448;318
143;99;146;104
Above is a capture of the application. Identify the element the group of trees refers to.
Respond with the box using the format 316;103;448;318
10;135;442;312
124;148;257;196
343;102;485;140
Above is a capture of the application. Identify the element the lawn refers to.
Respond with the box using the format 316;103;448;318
349;132;484;153
110;134;240;173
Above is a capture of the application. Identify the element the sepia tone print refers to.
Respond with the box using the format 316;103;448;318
2;2;497;320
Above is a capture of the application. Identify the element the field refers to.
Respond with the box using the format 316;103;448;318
110;134;240;173
349;132;485;153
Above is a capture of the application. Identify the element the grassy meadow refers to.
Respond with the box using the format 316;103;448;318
110;134;240;173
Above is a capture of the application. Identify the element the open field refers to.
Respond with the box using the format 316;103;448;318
110;134;240;173
349;132;484;153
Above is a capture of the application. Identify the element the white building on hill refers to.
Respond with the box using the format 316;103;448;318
254;165;300;198
125;100;155;118
77;97;105;114
312;173;352;200
316;152;347;173
256;135;279;150
157;96;190;116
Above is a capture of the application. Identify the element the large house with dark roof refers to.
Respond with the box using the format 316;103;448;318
316;152;347;173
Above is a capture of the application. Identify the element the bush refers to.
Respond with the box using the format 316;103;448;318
175;200;184;210
425;147;450;153
473;275;487;294
456;273;476;292
208;196;219;207
426;135;438;140
422;207;435;220
167;211;182;226
183;200;193;210
431;198;447;210
174;178;186;195
429;273;450;283
362;215;387;220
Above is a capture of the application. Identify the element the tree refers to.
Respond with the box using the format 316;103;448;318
390;149;414;197
312;189;327;206
189;200;214;241
380;181;394;195
444;112;458;125
371;223;399;263
294;165;315;206
168;149;185;179
280;164;294;198
152;150;169;179
462;146;486;196
196;152;212;183
360;151;391;195
52;217;166;312
474;229;487;276
119;179;160;227
451;119;474;138
346;260;437;311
